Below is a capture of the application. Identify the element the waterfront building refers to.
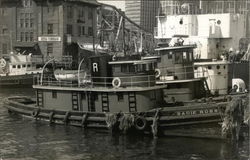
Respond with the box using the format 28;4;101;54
0;0;99;63
125;0;160;34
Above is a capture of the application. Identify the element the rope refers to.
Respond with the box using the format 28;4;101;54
118;114;134;133
151;109;160;138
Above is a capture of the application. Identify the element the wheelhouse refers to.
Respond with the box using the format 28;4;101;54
155;45;196;81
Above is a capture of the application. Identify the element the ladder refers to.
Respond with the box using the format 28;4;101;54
101;92;109;112
72;92;79;111
128;92;137;112
36;89;43;107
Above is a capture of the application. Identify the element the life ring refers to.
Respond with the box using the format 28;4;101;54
31;108;40;118
0;58;6;68
112;77;121;88
155;69;161;78
134;116;147;131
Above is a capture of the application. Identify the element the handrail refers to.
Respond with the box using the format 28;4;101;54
40;58;55;84
36;74;157;88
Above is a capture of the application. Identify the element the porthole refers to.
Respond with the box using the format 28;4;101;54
217;20;221;25
208;65;212;70
216;65;220;69
179;18;183;25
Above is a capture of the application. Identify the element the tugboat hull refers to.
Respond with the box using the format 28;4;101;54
4;96;246;140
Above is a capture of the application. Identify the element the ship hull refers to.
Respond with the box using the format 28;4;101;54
0;74;38;87
4;96;246;140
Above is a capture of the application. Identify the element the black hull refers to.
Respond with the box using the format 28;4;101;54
4;96;246;140
0;74;37;87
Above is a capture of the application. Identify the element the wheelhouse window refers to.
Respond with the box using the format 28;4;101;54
175;52;183;64
168;51;173;59
52;91;57;99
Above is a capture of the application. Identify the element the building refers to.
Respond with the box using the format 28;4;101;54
0;0;99;64
125;0;159;34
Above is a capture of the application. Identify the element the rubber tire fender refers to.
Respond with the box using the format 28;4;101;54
134;116;147;131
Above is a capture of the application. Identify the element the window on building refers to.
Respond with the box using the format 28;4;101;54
48;7;55;15
82;26;85;35
23;0;32;7
67;6;73;19
0;8;7;16
30;18;33;28
47;23;53;34
30;32;33;41
78;8;85;20
52;91;57;99
47;43;53;56
88;8;93;20
20;32;24;41
25;32;29;41
2;43;7;55
2;29;7;34
20;19;24;28
67;24;73;35
78;26;81;36
25;19;29;28
88;27;93;36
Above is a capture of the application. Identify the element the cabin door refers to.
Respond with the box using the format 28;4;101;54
87;92;96;112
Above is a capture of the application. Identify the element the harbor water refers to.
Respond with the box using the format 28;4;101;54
0;88;249;160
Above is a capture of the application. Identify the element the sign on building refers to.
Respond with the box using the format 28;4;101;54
38;36;61;42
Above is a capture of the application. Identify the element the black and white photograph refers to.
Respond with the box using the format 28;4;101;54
0;0;249;159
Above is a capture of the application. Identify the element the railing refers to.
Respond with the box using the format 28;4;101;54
157;65;195;81
34;74;157;89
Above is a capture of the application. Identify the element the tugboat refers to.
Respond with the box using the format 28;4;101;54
0;52;43;87
4;52;247;140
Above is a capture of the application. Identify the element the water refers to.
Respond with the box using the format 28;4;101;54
0;88;249;160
